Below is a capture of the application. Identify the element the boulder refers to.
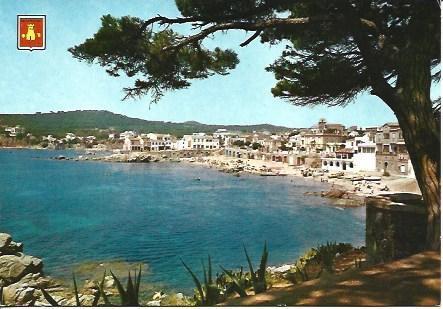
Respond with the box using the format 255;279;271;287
0;233;12;251
0;254;43;285
2;272;59;306
321;189;347;198
3;283;36;305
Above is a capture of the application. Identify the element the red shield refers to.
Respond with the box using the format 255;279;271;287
17;15;46;51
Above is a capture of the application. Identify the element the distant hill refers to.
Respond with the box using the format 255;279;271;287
0;110;292;137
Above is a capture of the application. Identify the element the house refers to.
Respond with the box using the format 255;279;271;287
321;134;377;172
119;131;136;140
191;133;219;149
176;133;220;150
123;137;143;152
4;126;25;137
353;141;377;171
375;123;414;177
292;119;347;153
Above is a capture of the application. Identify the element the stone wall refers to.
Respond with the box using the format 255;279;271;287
365;193;427;264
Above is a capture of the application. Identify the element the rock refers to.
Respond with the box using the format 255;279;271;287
0;233;12;251
152;291;166;300
3;283;36;305
3;272;60;306
175;292;184;300
103;275;115;289
147;300;161;306
8;241;24;254
272;264;292;273
321;189;347;198
18;273;60;290
0;254;43;285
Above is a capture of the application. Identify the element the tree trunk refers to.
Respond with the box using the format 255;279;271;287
388;18;441;249
395;106;440;250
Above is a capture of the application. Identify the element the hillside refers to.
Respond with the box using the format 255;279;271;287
0;110;292;137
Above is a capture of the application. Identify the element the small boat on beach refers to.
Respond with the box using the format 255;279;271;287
364;176;381;181
260;172;278;176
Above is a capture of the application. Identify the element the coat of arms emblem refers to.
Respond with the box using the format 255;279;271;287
17;15;46;51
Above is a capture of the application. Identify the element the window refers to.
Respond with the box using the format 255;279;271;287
323;161;327;166
330;161;333;166
336;161;340;167
350;162;354;168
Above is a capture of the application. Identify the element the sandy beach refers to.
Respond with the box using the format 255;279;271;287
185;154;421;197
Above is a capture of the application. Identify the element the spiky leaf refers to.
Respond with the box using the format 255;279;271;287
180;258;205;305
40;288;59;306
72;273;82;306
110;270;128;305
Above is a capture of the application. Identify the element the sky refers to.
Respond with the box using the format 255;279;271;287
0;0;439;128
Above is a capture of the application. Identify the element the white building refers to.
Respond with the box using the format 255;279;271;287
119;131;136;140
176;133;220;150
4;126;24;137
353;142;377;172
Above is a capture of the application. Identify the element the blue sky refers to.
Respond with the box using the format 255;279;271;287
0;0;439;128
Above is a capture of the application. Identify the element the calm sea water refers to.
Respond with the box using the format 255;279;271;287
0;149;365;292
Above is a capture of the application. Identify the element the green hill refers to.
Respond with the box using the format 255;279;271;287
0;110;292;138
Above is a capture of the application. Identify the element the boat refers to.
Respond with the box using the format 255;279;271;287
260;172;278;176
364;176;382;181
351;176;364;182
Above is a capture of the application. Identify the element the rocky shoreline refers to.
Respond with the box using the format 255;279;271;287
1;232;368;307
0;233;61;306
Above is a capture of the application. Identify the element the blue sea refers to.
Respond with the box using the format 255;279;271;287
0;149;365;292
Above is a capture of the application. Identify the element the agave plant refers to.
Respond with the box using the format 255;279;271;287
315;242;338;273
40;266;141;306
181;255;223;306
110;265;142;306
244;242;268;294
0;286;4;306
219;266;249;297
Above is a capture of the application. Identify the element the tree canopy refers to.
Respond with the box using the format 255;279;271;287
69;0;440;107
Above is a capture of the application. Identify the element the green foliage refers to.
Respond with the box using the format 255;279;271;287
232;140;245;147
109;265;142;306
69;1;440;107
314;242;339;273
286;248;319;283
244;242;268;294
68;15;239;102
40;288;60;306
72;273;82;306
181;255;225;306
98;271;111;306
0;111;291;138
0;286;4;306
219;266;249;297
251;142;261;150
